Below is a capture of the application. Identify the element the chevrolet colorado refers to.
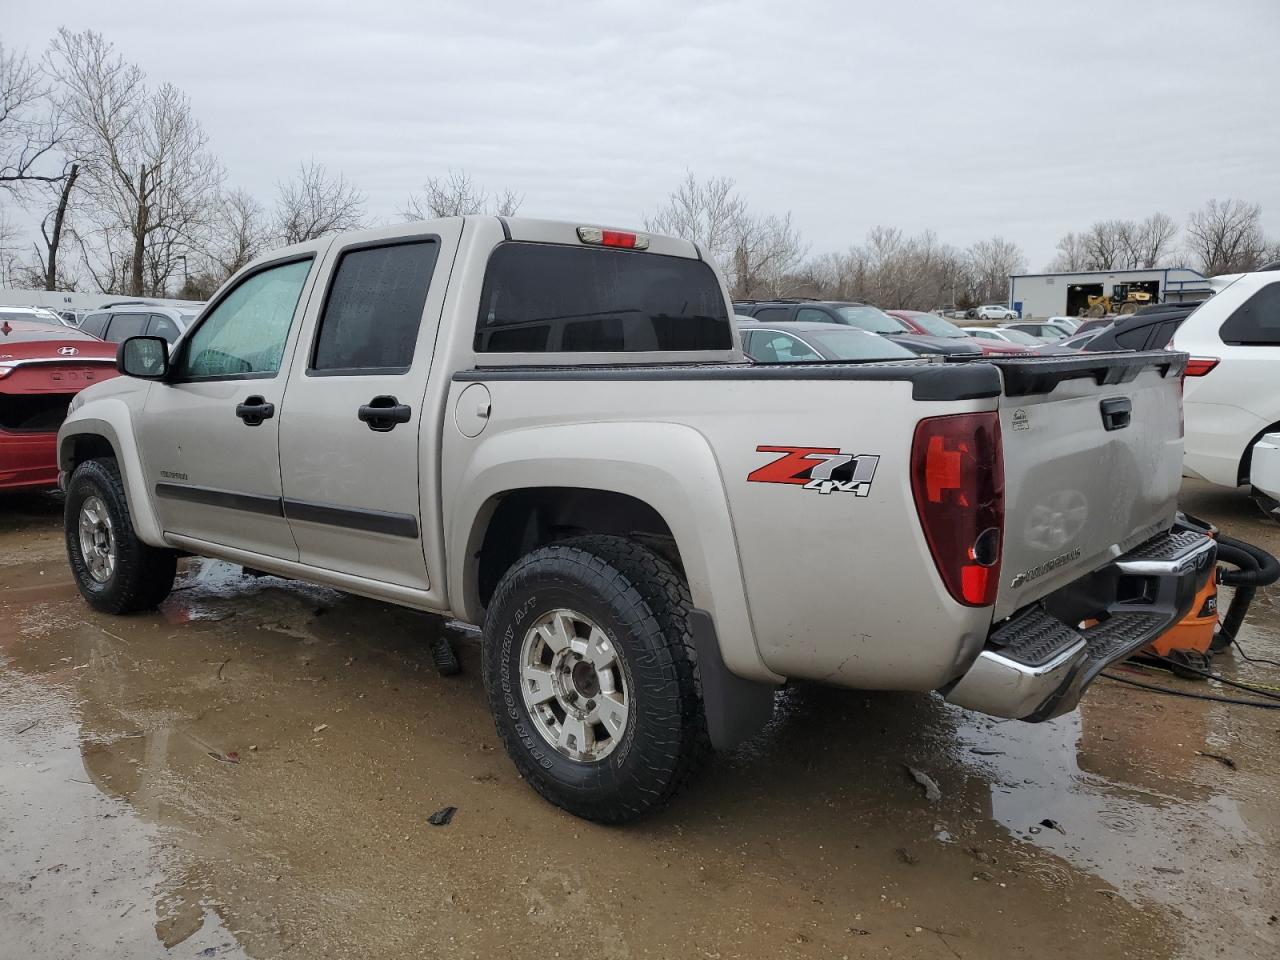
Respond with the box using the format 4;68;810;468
57;216;1214;822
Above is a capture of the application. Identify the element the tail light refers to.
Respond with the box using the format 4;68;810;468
1184;357;1219;377
910;412;1004;607
577;226;650;250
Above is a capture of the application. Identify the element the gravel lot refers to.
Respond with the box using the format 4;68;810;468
2;479;1278;959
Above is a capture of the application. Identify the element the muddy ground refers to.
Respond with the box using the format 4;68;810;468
2;479;1278;960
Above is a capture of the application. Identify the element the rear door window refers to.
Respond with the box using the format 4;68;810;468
311;240;440;373
1220;283;1280;345
751;306;790;323
1114;323;1154;350
148;314;181;343
81;313;109;338
475;242;731;353
104;313;148;343
796;307;835;324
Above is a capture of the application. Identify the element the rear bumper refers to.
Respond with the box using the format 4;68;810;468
0;431;59;491
945;522;1216;721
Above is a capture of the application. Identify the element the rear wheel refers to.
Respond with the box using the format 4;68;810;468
481;535;710;823
64;458;176;613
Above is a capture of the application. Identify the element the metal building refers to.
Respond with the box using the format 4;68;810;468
1007;267;1211;319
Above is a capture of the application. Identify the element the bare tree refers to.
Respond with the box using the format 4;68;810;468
402;169;522;220
0;42;69;193
1185;198;1267;275
203;187;268;278
50;29;223;295
645;172;805;298
1131;212;1178;268
966;236;1026;305
1046;231;1089;271
28;161;80;289
0;201;24;285
274;159;365;245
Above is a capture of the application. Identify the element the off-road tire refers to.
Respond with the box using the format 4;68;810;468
482;535;711;823
64;457;177;614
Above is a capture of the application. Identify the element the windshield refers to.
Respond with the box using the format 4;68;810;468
810;329;916;361
835;305;908;334
907;313;967;338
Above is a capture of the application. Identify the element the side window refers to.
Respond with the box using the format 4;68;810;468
796;307;834;324
81;313;109;338
754;332;820;362
1220;283;1280;345
752;306;790;323
1150;319;1182;349
104;312;148;343
1114;323;1153;350
147;314;180;343
178;258;312;380
312;240;439;373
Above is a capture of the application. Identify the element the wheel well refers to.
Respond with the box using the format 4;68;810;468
473;488;682;612
1238;420;1280;486
64;433;116;472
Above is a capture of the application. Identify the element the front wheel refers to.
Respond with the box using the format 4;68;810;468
64;457;177;614
481;535;710;823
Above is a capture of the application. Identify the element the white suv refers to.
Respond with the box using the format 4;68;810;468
1172;271;1280;508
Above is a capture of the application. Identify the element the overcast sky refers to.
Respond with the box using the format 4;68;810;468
6;0;1280;267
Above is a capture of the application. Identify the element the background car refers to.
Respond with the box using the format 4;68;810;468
734;299;982;356
1079;305;1194;352
975;304;1018;320
887;309;1033;354
79;302;202;345
1044;316;1081;333
736;319;917;363
1170;271;1280;505
0;305;78;328
0;314;118;491
999;321;1073;342
962;326;1044;347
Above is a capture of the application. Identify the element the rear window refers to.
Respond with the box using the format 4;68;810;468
474;243;731;353
907;313;967;338
809;329;916;361
1220;282;1280;346
834;306;908;334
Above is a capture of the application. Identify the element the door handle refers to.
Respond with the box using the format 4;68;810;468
235;395;275;426
1100;397;1131;431
358;395;412;432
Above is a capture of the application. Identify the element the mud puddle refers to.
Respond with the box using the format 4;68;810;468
2;483;1279;958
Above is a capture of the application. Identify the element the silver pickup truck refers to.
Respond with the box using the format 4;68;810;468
57;217;1214;822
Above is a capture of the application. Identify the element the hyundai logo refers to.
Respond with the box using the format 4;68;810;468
57;346;79;356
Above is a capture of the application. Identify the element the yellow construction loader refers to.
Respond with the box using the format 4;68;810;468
1084;287;1154;317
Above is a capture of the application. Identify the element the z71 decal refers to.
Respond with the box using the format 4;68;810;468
748;445;880;496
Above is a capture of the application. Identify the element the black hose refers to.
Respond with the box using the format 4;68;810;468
1102;672;1280;709
1210;534;1278;650
1216;534;1280;587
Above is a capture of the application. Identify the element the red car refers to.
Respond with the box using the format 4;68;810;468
1;313;119;491
886;310;1033;355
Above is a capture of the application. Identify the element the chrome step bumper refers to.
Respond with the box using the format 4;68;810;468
945;524;1216;721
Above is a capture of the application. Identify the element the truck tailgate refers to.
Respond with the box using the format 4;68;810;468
986;351;1187;620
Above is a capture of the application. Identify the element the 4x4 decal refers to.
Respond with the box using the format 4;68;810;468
748;445;880;496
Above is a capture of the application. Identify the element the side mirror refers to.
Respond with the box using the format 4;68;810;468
117;336;170;379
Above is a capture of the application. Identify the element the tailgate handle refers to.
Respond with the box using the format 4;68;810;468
1100;397;1131;431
